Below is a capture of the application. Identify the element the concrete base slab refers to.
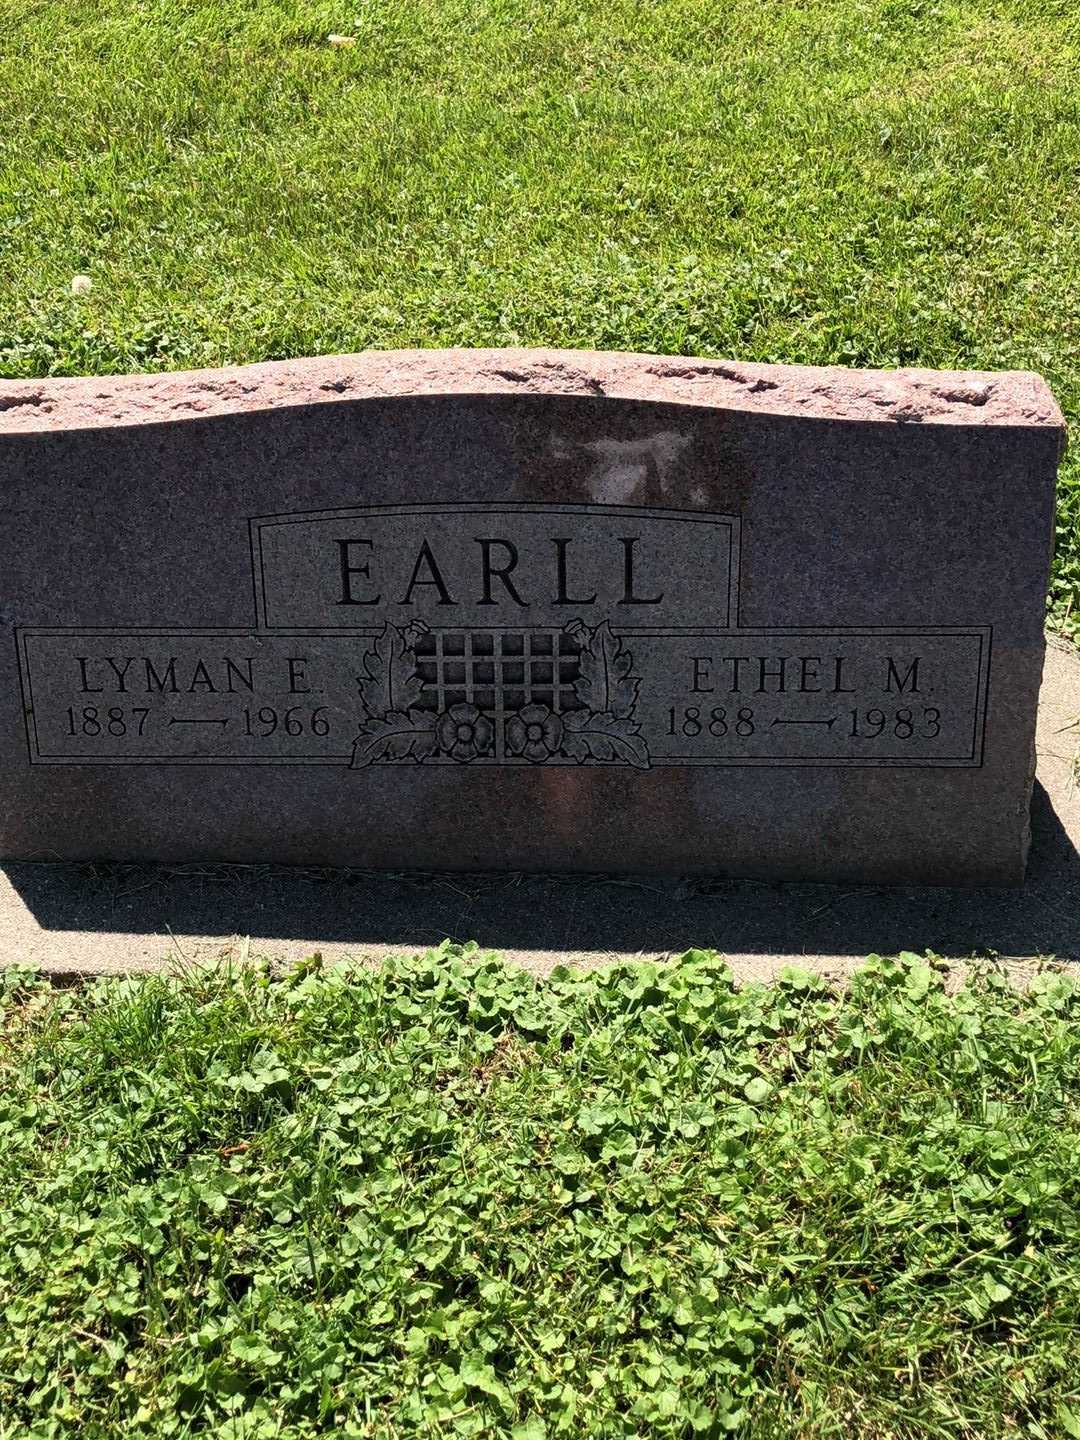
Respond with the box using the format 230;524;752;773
2;640;1077;987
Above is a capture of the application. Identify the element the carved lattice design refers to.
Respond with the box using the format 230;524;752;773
411;628;584;714
350;620;649;769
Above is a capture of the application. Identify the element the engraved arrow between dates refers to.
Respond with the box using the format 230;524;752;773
771;716;838;729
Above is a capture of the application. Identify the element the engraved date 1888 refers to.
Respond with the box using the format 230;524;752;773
667;706;942;741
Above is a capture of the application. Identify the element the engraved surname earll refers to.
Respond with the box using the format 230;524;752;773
251;504;736;631
332;534;665;610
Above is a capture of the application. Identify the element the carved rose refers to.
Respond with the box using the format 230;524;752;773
505;703;564;762
434;703;494;762
402;619;430;647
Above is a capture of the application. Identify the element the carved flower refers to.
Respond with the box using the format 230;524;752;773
505;703;564;763
402;619;430;647
435;702;494;762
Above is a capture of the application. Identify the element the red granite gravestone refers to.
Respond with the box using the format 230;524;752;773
0;349;1065;883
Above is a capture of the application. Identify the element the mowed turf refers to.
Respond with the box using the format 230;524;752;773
1;0;1079;621
2;949;1080;1438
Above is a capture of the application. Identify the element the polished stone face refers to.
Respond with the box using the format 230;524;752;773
0;348;1065;883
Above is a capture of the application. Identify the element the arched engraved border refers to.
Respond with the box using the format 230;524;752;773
246;502;742;634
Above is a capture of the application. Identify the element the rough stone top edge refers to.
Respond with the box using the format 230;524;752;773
0;347;1066;436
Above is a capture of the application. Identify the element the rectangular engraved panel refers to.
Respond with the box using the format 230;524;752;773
18;626;989;767
250;503;741;631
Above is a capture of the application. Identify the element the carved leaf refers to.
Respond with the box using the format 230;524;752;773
350;709;437;767
394;666;425;713
358;622;424;716
561;710;650;769
571;621;639;719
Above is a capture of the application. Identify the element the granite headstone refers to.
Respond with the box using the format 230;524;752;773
0;348;1065;884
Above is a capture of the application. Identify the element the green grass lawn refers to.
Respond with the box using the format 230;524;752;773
0;0;1079;628
1;948;1080;1438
